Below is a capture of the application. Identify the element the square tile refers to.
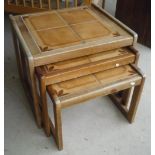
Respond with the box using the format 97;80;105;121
59;9;96;24
37;26;80;49
28;13;66;30
71;21;111;40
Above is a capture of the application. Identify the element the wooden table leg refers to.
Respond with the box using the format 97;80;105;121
102;0;105;8
27;59;42;128
39;76;51;136
11;23;42;128
121;88;133;106
127;77;145;123
11;27;25;81
53;102;63;150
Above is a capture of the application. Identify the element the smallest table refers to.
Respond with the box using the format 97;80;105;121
36;62;145;150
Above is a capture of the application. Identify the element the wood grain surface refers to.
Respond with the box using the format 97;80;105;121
47;65;142;108
36;47;136;85
21;6;134;53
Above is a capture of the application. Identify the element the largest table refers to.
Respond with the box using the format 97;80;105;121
10;3;137;127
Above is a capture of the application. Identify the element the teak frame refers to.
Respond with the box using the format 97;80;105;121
9;3;138;128
9;2;146;151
